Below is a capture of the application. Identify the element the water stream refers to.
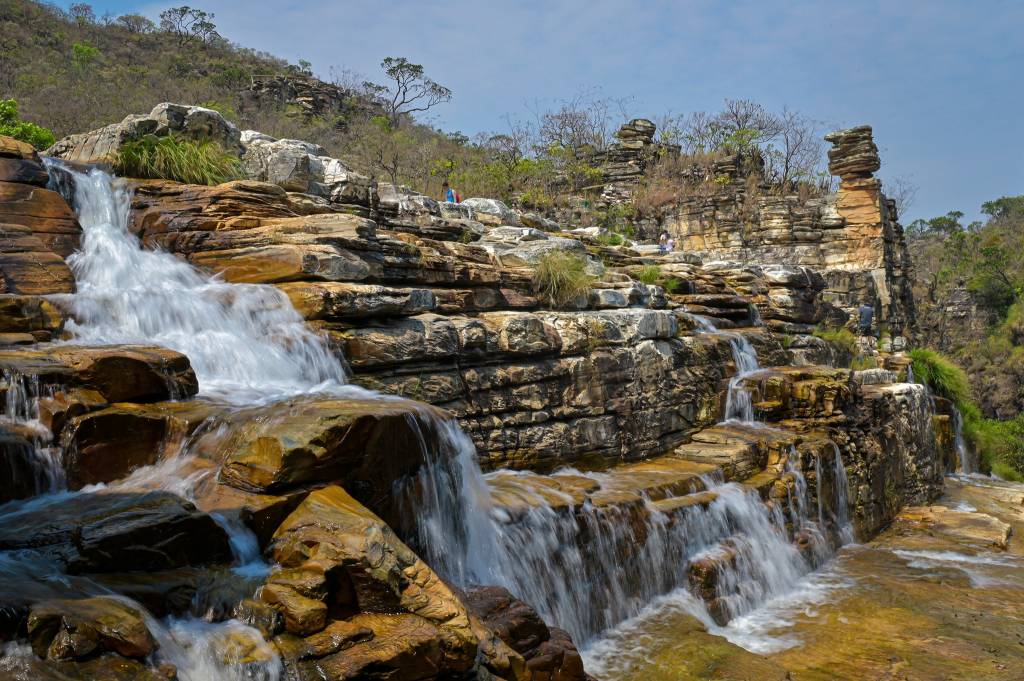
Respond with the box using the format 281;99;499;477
2;164;860;677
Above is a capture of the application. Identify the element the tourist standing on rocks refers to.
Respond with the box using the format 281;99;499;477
442;181;461;203
858;302;875;337
659;231;671;253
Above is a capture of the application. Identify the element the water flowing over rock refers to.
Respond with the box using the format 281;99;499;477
0;105;969;680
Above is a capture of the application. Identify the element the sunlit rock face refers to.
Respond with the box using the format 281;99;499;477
662;125;917;342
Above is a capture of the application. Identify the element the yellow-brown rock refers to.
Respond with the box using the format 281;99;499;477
0;182;81;256
27;596;157;660
267;486;478;676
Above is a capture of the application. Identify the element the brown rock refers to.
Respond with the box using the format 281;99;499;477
0;344;198;403
0;224;75;295
212;397;448;528
0;157;49;186
0;135;38;159
0;182;81;256
0;294;64;335
59;406;172;488
464;585;586;681
259;582;328;636
28;596;157;660
0;490;233;573
268;486;478;674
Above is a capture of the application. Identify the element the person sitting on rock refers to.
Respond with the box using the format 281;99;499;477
659;231;670;253
858;303;875;337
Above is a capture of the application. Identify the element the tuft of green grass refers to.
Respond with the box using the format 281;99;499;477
663;277;682;294
533;251;595;308
595;232;625;247
908;348;971;406
850;355;879;370
812;325;858;355
115;133;242;185
636;265;663;285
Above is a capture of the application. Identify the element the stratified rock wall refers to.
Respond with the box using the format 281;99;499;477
664;126;917;340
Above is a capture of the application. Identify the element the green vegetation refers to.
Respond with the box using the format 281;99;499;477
909;194;1024;420
595;232;625;247
812;325;858;355
909;348;1024;480
532;252;594;308
850;356;878;370
636;265;663;285
663;277;682;294
0;99;55;149
908;348;971;406
116;134;241;185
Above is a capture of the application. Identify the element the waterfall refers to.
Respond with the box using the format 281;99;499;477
414;435;852;645
0;371;64;494
952;406;975;474
683;313;761;423
724;332;760;422
44;161;347;404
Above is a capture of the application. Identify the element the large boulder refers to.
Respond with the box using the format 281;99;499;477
0;344;198;404
0;490;233;574
463;197;519;226
27;597;157;661
240;131;372;207
47;103;242;166
207;397;450;530
265;485;479;678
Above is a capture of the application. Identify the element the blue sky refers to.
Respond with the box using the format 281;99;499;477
78;0;1023;223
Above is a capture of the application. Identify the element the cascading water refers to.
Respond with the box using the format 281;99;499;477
44;160;347;404
0;370;64;493
686;313;761;423
13;161;864;675
951;406;975;474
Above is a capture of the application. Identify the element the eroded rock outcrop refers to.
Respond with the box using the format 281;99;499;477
664;125;917;341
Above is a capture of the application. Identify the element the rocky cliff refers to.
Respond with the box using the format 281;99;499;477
0;107;951;681
598;122;917;343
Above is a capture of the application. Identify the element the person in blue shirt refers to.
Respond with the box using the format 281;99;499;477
442;181;459;203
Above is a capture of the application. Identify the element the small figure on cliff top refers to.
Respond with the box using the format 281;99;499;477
442;181;461;203
858;302;875;337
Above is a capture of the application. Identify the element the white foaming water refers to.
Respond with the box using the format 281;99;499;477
685;313;761;423
415;431;851;646
951;406;975;474
0;371;64;493
45;161;347;403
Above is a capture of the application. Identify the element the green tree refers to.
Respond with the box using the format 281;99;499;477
0;99;56;149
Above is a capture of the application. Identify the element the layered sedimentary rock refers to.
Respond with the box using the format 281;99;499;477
0;135;80;300
664;125;917;340
4;107;953;680
595;118;678;204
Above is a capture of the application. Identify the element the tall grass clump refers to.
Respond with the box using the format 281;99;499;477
116;134;242;185
636;265;662;285
812;325;858;355
909;347;1024;480
909;348;971;405
533;251;594;308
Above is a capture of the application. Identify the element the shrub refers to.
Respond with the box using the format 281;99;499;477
533;251;594;308
812;325;857;355
908;348;971;406
595;232;625;247
636;265;662;285
850;356;878;370
116;134;242;185
0;99;55;149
